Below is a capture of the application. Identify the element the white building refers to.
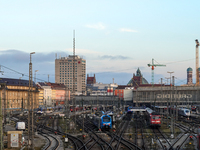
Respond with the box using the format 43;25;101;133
37;82;52;106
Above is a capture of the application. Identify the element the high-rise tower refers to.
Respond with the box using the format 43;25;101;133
55;55;86;94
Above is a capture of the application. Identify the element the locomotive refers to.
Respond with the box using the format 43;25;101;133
91;111;112;130
145;107;161;127
178;108;190;117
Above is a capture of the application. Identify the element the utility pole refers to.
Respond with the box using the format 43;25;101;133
82;97;84;133
0;93;2;150
28;52;35;149
165;77;170;85
160;78;163;115
167;71;174;138
65;86;69;140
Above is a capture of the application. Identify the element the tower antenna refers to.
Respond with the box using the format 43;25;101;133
195;39;199;85
73;30;76;133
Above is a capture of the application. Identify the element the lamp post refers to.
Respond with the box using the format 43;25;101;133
167;71;174;138
28;52;35;149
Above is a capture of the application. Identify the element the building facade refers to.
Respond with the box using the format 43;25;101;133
132;86;200;106
87;82;118;96
38;87;44;106
37;82;70;106
127;68;149;87
46;82;70;105
0;78;39;112
87;74;96;84
55;55;86;95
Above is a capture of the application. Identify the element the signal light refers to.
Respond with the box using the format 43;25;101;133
83;135;86;139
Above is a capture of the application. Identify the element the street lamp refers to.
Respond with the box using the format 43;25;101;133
28;52;35;150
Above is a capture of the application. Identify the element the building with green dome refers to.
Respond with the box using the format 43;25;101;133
127;68;149;87
187;67;193;85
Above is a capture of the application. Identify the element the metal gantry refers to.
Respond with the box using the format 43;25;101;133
28;52;35;149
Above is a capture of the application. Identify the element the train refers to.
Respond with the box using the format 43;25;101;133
104;111;116;125
168;106;191;118
178;108;190;117
91;111;112;130
145;107;161;127
127;106;133;113
191;104;200;113
37;107;44;115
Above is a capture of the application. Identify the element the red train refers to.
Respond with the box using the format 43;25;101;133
146;107;161;127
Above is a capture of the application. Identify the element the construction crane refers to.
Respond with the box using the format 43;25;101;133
147;58;166;86
196;39;199;86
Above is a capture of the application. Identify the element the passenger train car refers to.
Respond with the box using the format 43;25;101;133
91;111;112;130
168;106;190;118
127;106;133;113
145;108;161;127
178;108;190;117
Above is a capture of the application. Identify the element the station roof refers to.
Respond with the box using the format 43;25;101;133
0;77;35;86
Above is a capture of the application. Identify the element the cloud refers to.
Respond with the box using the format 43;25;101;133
0;49;69;64
98;55;131;60
85;23;105;30
120;28;138;33
0;49;70;82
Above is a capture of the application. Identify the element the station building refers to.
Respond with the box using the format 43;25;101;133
132;85;200;106
0;78;39;112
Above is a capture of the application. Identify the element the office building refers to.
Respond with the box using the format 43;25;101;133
55;55;86;95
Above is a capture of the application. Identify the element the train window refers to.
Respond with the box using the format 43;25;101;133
152;116;160;119
103;116;110;122
185;110;189;113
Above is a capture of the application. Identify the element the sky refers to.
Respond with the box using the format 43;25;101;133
0;0;200;85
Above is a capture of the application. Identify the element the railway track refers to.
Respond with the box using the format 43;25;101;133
77;115;111;150
134;116;146;150
152;127;171;150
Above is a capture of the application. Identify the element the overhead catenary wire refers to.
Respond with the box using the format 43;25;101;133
0;64;48;83
0;57;196;85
